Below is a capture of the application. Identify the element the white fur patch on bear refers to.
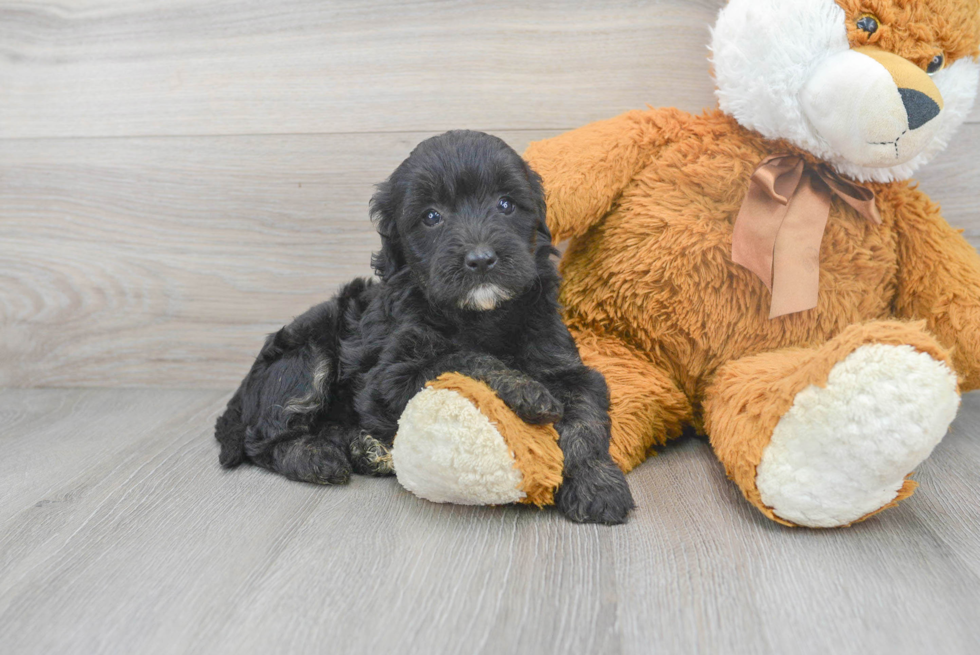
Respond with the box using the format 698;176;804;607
800;49;933;169
712;0;850;162
834;57;980;184
756;344;959;528
392;387;525;505
711;0;980;183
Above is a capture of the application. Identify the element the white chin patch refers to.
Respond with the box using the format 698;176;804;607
459;284;511;311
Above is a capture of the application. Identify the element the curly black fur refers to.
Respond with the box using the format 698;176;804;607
215;131;634;524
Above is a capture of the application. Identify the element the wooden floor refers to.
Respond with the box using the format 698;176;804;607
1;387;978;655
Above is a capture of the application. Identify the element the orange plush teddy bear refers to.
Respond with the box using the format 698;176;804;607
392;0;980;528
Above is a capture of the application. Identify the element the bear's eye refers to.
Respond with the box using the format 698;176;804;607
927;53;945;75
856;14;879;35
422;209;443;227
497;196;516;215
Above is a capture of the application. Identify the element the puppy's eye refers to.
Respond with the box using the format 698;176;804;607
856;14;879;35
927;53;945;75
422;209;442;227
497;197;516;215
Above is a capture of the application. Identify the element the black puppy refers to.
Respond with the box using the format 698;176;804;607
215;130;634;524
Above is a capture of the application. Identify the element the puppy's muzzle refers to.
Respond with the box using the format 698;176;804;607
464;246;498;274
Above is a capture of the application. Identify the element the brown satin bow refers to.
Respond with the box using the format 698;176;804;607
731;154;882;319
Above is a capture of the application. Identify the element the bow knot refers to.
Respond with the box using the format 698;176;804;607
732;155;881;318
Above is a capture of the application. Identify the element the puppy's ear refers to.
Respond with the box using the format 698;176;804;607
369;179;406;281
523;161;553;246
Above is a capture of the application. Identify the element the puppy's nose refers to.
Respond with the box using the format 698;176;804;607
899;88;941;130
464;246;497;273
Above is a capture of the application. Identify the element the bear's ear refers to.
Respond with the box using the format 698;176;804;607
523;160;553;246
369;179;406;281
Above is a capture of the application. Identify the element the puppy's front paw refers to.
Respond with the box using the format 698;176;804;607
556;460;634;525
499;382;564;425
349;432;394;477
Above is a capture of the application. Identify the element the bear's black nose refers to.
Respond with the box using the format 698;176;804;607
899;88;941;131
464;246;497;273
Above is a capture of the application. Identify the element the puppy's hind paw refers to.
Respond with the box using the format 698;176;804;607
556;460;634;525
272;437;352;485
349;432;395;477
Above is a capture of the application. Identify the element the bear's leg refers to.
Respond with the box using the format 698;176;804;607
392;373;565;507
391;326;692;509
703;321;960;528
572;326;693;471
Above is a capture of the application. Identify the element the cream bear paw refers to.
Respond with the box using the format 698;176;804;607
392;386;526;506
756;343;960;528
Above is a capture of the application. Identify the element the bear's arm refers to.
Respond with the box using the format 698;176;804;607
894;187;980;391
523;107;687;242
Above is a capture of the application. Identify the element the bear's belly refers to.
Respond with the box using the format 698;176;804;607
558;147;900;389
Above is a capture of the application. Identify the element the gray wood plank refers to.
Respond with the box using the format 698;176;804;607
1;388;978;655
916;125;980;246
3;125;979;390
0;388;223;526
0;0;729;139
5;0;976;140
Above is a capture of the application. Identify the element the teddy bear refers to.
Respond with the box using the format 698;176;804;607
391;0;980;528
